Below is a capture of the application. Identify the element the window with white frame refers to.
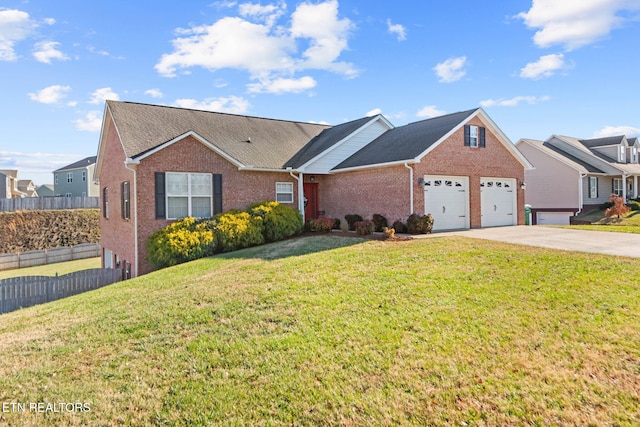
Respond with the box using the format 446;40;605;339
55;175;59;185
589;177;598;199
166;172;212;219
82;171;87;182
619;146;626;162
67;172;73;183
275;182;294;203
632;148;638;163
469;125;478;147
613;178;623;196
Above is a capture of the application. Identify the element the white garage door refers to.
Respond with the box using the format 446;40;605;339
481;178;517;227
423;175;469;231
537;212;572;225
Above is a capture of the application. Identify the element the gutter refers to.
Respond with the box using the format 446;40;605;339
124;158;139;277
404;163;414;214
288;168;305;222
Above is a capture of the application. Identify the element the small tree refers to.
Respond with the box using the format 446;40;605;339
604;194;630;218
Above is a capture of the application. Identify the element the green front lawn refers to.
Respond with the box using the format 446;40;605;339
0;235;638;426
563;209;640;233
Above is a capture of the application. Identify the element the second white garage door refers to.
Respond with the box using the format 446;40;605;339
423;175;469;231
480;178;517;227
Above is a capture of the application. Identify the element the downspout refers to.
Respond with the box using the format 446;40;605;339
288;169;304;223
124;159;138;278
577;172;588;216
404;163;414;214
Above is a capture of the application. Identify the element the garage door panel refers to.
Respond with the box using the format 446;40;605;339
424;176;469;231
481;178;516;227
537;212;571;225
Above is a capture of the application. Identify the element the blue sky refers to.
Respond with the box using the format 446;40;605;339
1;0;639;185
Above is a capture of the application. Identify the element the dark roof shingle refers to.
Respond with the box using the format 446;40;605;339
333;109;478;170
55;156;97;172
108;101;329;169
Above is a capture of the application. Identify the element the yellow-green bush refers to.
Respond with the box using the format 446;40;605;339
147;217;216;269
214;210;264;252
248;201;303;242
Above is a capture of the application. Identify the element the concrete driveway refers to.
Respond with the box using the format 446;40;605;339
418;226;640;258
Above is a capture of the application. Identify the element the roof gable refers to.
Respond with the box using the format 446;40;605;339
55;156;97;172
106;101;329;170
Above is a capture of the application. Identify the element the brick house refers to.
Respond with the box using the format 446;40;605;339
95;101;531;277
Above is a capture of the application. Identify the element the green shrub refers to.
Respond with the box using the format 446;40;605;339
354;220;374;235
392;220;407;234
147;217;216;269
371;214;388;232
344;214;363;231
307;217;335;232
248;201;303;242
332;218;341;230
214;211;264;252
627;200;640;211
406;213;434;234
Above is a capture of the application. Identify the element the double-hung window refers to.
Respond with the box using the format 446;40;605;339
613;178;623;196
589;177;598;198
166;172;212;219
121;181;130;220
275;182;294;203
469;126;478;147
67;172;73;183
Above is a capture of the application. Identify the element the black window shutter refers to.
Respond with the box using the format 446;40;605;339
479;127;486;148
464;125;470;146
155;172;165;219
121;181;130;220
213;174;223;214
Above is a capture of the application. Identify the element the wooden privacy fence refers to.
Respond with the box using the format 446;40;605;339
0;268;123;315
0;243;101;271
0;196;99;212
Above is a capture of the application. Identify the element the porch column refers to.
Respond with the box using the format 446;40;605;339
298;172;305;222
622;174;627;201
635;175;638;199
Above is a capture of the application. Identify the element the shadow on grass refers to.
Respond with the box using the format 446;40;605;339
212;233;371;262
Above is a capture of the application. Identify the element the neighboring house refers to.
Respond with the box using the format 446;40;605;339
36;184;55;197
96;101;531;277
54;156;99;197
516;135;640;225
18;180;38;197
0;170;28;198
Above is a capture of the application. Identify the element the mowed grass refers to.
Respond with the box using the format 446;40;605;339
566;210;640;234
0;257;101;280
0;235;639;426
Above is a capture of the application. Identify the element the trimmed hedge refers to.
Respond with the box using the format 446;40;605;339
148;201;304;269
407;213;434;234
147;217;216;269
248;201;303;242
344;214;363;231
214;210;264;252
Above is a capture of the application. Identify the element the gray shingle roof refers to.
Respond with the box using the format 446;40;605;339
333;109;478;170
107;101;330;169
55;156;97;172
284;116;376;169
541;142;606;173
579;136;625;148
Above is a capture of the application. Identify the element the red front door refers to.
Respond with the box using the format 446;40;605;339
303;183;319;220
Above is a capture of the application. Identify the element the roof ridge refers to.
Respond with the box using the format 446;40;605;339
107;100;331;128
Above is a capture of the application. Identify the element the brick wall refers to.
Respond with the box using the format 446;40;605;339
135;135;300;275
317;116;526;228
98;115;136;275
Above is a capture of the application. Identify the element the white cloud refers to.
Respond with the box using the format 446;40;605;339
0;9;36;61
517;0;640;50
366;108;382;117
145;88;164;98
387;19;407;41
73;111;103;132
43;18;56;26
593;125;640;138
520;53;567;79
28;85;71;104
33;41;69;63
173;96;250;114
247;75;316;94
416;105;446;118
480;95;550;108
88;87;119;104
433;56;467;83
155;0;356;93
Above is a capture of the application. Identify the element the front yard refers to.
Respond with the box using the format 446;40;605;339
566;209;640;233
0;235;638;426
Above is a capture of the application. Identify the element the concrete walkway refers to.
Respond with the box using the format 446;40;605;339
414;225;640;258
